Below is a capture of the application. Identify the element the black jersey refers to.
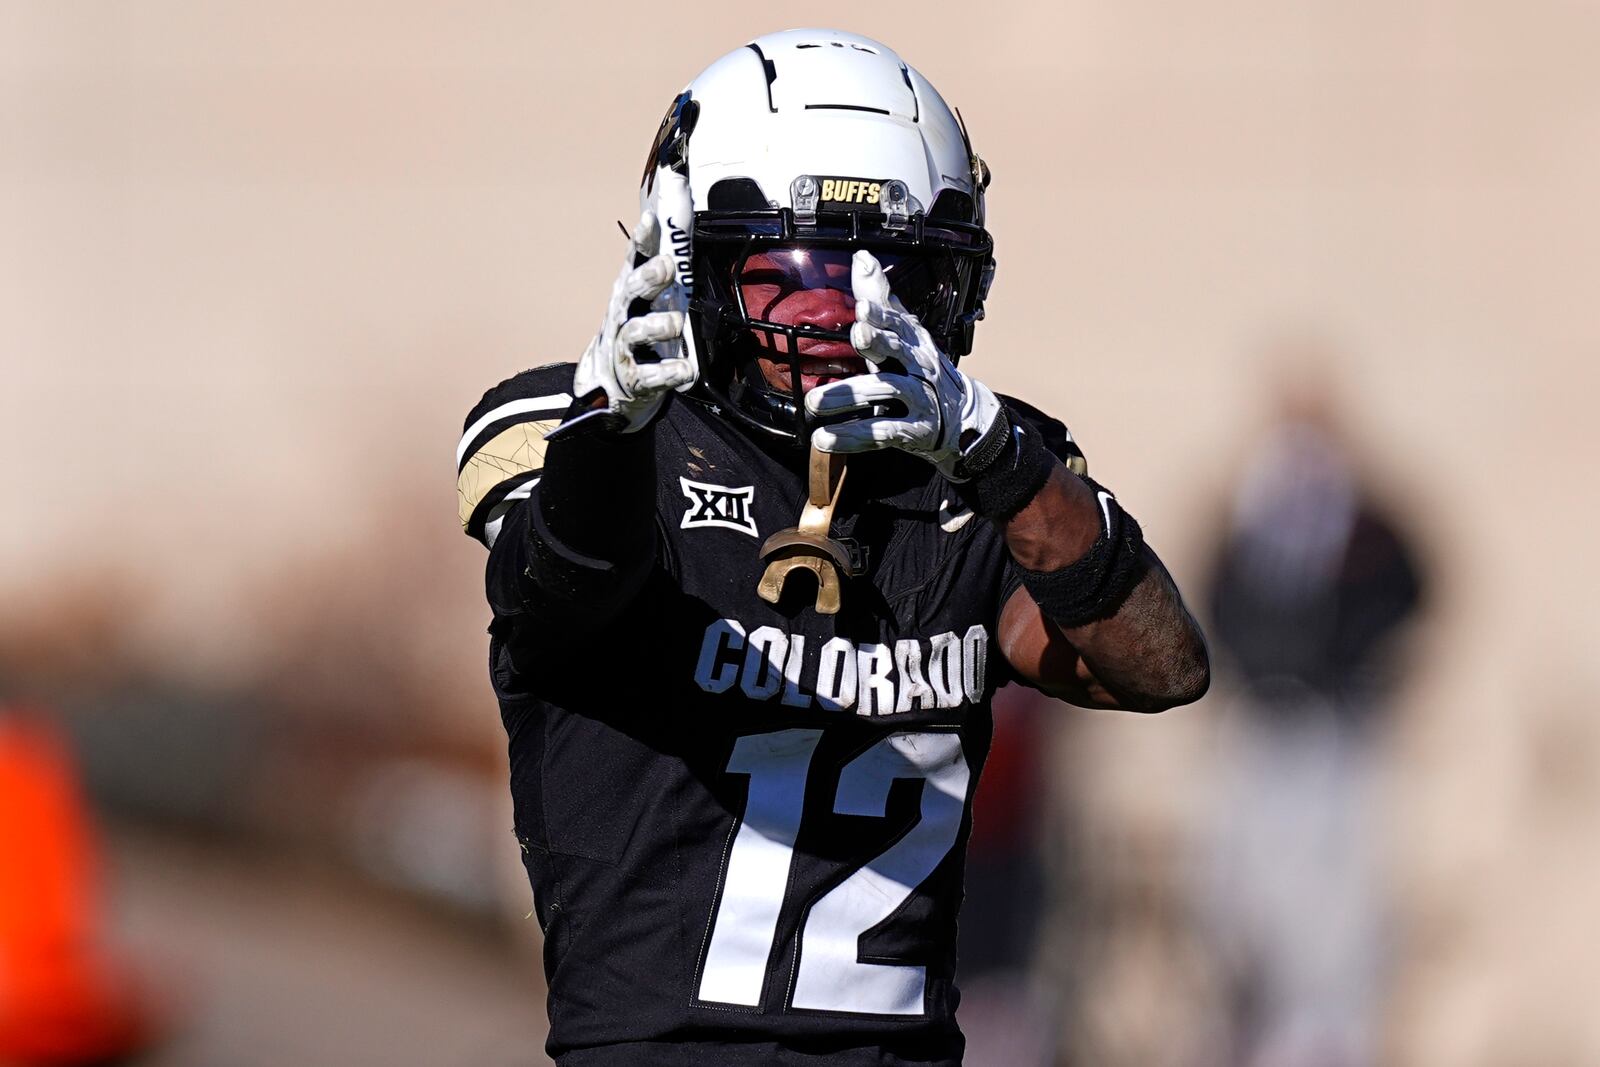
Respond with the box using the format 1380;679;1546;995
458;363;1065;1066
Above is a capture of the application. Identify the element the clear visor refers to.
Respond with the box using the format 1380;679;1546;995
734;246;956;325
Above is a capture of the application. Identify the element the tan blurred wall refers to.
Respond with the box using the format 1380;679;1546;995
3;2;1598;1062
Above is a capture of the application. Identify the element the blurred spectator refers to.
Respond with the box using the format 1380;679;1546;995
0;709;165;1066
1202;382;1425;1067
1208;401;1423;719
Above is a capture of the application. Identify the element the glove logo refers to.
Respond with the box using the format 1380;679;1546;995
680;477;758;537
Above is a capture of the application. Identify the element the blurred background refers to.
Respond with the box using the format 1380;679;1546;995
2;2;1596;1064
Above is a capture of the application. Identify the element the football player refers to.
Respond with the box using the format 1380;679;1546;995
458;29;1208;1066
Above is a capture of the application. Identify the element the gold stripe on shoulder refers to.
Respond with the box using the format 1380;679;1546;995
457;419;558;529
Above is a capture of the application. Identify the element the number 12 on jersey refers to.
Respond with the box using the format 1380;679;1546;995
695;728;972;1016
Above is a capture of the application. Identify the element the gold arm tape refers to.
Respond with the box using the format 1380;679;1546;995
456;419;558;529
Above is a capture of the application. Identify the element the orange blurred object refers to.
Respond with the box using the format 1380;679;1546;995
0;712;161;1066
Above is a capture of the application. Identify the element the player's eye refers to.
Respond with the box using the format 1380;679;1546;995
738;282;784;317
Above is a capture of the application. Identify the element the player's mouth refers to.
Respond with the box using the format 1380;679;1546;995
797;352;867;391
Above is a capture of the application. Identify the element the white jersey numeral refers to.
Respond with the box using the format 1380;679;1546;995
696;729;971;1016
696;729;823;1006
789;732;970;1014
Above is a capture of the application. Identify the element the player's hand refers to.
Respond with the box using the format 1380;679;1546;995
561;207;695;436
805;250;1004;481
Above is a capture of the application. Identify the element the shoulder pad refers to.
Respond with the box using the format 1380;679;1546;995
458;363;576;547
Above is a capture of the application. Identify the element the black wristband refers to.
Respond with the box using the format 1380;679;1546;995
956;409;1058;520
1016;476;1147;627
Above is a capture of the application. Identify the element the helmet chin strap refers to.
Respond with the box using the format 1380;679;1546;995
725;353;806;448
722;337;901;453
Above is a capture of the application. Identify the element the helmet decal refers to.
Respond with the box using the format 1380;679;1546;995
816;178;890;209
641;91;698;195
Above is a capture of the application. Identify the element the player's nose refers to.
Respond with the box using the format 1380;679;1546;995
784;292;856;331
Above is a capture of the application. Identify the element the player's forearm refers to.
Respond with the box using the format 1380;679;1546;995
1002;464;1210;710
1052;552;1209;710
1003;463;1099;571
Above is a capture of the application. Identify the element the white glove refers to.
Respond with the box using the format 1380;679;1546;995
562;204;695;436
805;250;1004;481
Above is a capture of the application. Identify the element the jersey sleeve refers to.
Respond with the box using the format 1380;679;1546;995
457;363;577;549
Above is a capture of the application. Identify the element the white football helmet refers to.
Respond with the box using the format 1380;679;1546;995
641;29;995;442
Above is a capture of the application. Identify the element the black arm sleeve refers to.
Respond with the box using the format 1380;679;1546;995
519;428;659;630
461;363;660;636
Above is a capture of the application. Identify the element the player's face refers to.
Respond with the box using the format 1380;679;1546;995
738;249;866;394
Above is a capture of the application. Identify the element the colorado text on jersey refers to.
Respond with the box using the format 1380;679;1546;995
694;619;988;715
